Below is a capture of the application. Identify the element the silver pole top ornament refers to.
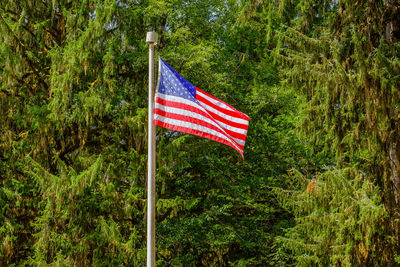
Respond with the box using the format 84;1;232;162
146;31;158;45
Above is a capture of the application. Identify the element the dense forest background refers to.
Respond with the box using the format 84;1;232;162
1;0;400;266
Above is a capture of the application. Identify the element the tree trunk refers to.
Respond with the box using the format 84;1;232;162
386;139;400;259
385;0;400;44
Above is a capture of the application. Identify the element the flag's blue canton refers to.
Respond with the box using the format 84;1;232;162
158;59;197;102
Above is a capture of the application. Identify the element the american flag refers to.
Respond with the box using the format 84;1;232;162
154;58;249;158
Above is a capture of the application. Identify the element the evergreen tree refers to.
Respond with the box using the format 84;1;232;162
1;0;152;265
1;0;308;265
276;168;386;265
265;0;400;264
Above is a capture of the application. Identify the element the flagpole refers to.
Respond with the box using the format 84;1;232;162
146;31;157;267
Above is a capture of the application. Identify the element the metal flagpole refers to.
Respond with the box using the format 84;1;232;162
146;31;157;267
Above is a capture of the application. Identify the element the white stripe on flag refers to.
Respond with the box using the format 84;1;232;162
156;92;200;111
196;90;240;114
154;114;242;152
155;103;232;136
156;92;248;147
210;118;248;137
156;99;247;139
155;93;242;146
197;100;249;125
234;138;245;146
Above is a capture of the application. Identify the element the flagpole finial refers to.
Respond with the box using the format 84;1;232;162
146;31;158;45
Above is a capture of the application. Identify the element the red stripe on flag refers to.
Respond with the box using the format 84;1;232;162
223;128;247;142
200;107;249;130
154;120;244;158
156;96;245;145
156;97;209;119
196;88;249;120
196;94;247;121
154;108;244;150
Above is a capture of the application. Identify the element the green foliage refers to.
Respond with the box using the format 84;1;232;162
3;0;397;265
276;168;386;266
264;0;400;264
0;0;151;264
152;4;311;263
0;0;310;265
